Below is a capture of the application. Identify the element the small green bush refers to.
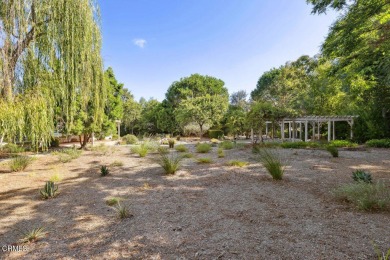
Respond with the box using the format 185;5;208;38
219;141;234;150
197;157;212;164
168;139;175;148
158;146;169;155
20;227;47;243
2;143;25;153
366;139;390;148
227;160;248;167
106;197;122;206
9;156;32;172
280;141;322;149
57;148;82;163
196;143;211;153
352;170;372;184
175;144;188;153
258;149;284;180
130;144;149;157
208;130;224;139
100;165;109;176
182;153;193;158
40;181;58;199
49;173;63;182
122;134;139;144
217;148;225;158
158;153;183;174
115;203;132;219
326;145;339;157
329;140;358;148
333;181;390;211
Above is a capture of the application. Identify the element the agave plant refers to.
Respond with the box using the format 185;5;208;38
40;181;58;199
100;165;109;176
352;170;372;184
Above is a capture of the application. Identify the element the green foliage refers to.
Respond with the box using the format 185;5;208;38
352;170;373;184
40;181;58;199
158;153;183;175
182;153;193;158
89;144;110;155
131;141;158;157
197;157;212;164
106;197;122;206
217;148;225;158
115;203;132;219
157;146;169;155
175;144;188;153
9;156;32;172
196;143;212;153
329;140;358;148
122;134;139;144
280;141;321;149
49;173;63;182
100;166;109;176
208;130;224;139
227;160;249;167
110;160;124;167
333;181;390;211
372;242;390;260
20;227;47;243
1;143;25;153
366;139;390;148
326;145;339;157
258;149;284;180
168;139;175;148
219;141;234;150
57;148;82;163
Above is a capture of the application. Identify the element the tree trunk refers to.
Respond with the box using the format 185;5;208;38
80;133;90;149
199;124;203;140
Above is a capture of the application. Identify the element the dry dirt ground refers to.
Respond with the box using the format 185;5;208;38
0;144;389;259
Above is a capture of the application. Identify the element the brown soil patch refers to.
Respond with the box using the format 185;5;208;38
0;146;389;259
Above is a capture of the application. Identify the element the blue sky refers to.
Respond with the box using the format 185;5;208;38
99;1;337;101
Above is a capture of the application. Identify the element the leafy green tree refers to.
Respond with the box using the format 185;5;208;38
137;98;162;134
122;91;142;135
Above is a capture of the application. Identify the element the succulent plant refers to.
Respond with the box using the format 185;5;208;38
352;170;372;184
40;181;58;199
100;165;109;176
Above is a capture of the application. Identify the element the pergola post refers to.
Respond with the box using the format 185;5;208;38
304;121;308;142
317;121;320;140
313;122;316;140
332;121;335;140
348;119;354;140
288;122;291;139
327;121;331;142
281;120;285;140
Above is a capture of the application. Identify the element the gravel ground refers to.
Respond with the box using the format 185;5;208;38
0;145;389;259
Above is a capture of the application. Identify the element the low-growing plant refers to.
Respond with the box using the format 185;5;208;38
253;142;281;153
210;138;220;144
100;165;109;176
115;203;132;219
333;181;390;211
40;181;58;199
110;160;124;167
258;149;284;180
19;227;47;243
130;144;149;157
372;242;390;260
326;145;339;157
219;141;234;150
57;148;82;163
175;144;188;153
352;170;372;184
158;146;169;155
158;153;183;174
366;139;390;148
196;143;211;153
143;182;151;189
227;160;249;167
168;139;175;148
1;143;25;153
89;144;110;155
281;141;308;149
197;157;212;164
106;197;122;206
217;148;225;158
9;156;32;172
122;134;139;144
329;140;358;148
49;173;63;182
182;153;193;158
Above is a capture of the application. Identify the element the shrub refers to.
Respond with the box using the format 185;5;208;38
258;149;284;180
100;165;109;176
9;156;32;172
175;144;188;153
333;181;390;211
115;203;132;219
352;170;372;184
20;227;47;243
1;143;25;153
329;140;358;148
49;173;63;182
219;141;234;150
210;138;220;144
227;160;249;167
182;153;193;158
110;160;124;167
197;157;212;164
40;181;58;199
281;141;308;149
208;130;224;139
57;148;81;163
366;139;390;148
196;143;211;153
89;144;110;155
168;139;175;148
122;134;139;144
158;146;169;155
106;197;122;206
112;134;119;140
217;148;225;158
158;153;183;174
326;145;339;157
130;144;149;157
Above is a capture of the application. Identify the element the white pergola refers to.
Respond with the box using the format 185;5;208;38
262;115;358;142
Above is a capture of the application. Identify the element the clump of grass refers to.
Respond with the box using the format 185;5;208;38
175;144;188;153
365;139;390;148
9;156;33;172
329;140;358;148
100;165;109;176
89;144;110;155
142;182;151;190
19;227;47;243
130;144;149;157
372;242;390;260
57;148;82;163
158;146;169;155
227;160;249;167
49;173;63;182
110;160;124;167
106;197;122;206
115;203;132;219
196;143;211;153
352;169;372;184
182;153;193;158
326;145;339;157
217;148;225;158
219;141;234;150
158;153;183;175
1;143;25;154
333;181;390;211
258;149;284;180
197;157;212;164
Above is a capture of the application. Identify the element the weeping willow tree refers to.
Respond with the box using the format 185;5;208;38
0;0;106;150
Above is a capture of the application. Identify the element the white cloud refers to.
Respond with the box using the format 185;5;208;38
133;38;147;48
